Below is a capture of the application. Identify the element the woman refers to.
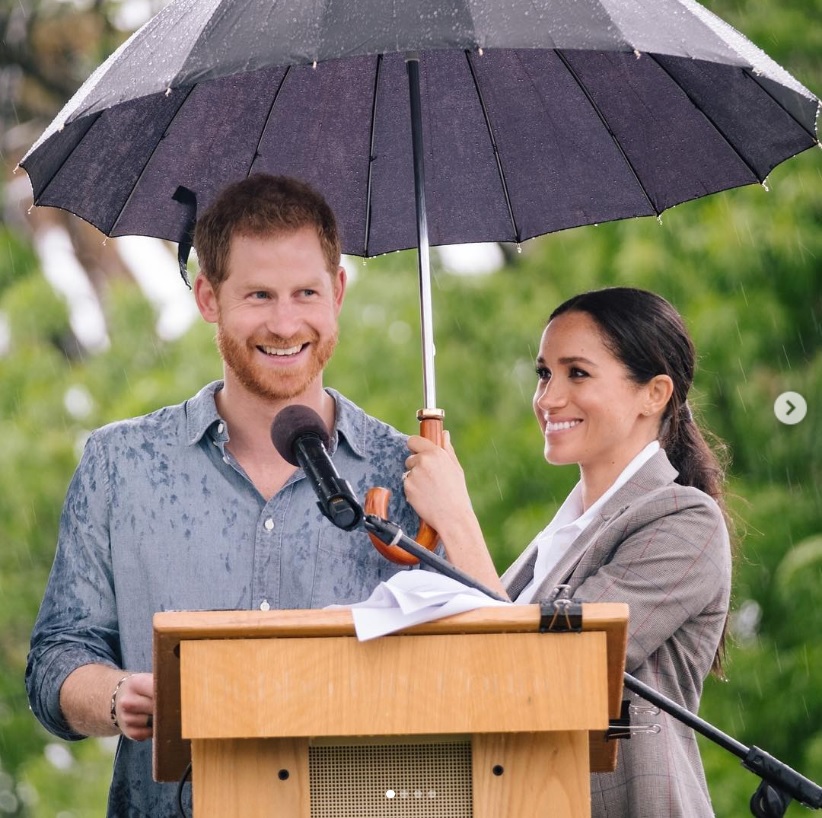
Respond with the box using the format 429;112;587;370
403;287;732;818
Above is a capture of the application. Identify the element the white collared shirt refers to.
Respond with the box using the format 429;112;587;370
517;440;660;603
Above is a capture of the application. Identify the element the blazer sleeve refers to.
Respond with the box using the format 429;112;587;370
571;487;731;674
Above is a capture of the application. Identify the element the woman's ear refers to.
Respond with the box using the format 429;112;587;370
645;374;674;417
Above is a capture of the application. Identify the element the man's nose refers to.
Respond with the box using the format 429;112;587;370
264;301;303;338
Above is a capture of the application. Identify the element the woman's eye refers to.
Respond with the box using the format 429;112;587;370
535;366;551;381
569;367;589;379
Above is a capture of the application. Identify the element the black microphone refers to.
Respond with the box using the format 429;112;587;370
270;405;363;531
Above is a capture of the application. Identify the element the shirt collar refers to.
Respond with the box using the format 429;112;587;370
325;388;368;460
184;382;368;460
185;381;225;445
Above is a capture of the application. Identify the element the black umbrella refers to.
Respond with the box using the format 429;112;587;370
20;0;820;401
18;0;819;552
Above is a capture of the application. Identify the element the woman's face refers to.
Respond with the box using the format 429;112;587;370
532;311;658;479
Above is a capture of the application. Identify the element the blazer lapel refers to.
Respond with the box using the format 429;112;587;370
501;546;539;600
503;450;678;602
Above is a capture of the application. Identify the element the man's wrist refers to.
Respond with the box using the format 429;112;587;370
109;674;133;731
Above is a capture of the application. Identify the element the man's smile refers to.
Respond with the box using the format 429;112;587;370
257;343;307;357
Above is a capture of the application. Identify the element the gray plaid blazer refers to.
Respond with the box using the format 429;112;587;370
502;449;731;818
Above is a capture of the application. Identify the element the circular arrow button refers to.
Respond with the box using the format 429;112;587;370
774;391;807;425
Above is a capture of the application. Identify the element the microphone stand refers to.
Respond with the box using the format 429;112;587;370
621;674;822;817
362;511;822;817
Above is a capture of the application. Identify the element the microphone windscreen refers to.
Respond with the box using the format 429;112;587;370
270;405;331;466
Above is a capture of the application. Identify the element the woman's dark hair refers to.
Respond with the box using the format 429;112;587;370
550;287;732;672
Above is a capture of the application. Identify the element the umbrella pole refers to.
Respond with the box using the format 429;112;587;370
406;49;445;463
363;53;444;563
405;52;443;422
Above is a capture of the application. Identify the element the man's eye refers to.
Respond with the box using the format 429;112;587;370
301;289;317;297
251;291;270;300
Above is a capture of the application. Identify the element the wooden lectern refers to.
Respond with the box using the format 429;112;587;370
153;603;627;817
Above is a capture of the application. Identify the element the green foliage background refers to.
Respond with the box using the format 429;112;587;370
0;0;819;814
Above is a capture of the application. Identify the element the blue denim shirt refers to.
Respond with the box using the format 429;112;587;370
26;382;419;817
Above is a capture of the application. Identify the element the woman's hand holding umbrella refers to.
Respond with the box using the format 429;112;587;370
402;433;508;599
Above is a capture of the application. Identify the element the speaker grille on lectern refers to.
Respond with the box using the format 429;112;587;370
309;740;473;817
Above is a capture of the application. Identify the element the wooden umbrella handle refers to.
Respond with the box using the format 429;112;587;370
365;409;444;565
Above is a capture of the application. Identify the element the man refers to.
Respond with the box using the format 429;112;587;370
26;175;419;816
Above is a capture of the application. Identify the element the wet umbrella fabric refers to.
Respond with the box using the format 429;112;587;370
21;0;819;260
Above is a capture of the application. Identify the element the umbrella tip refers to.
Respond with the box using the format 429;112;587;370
177;243;192;289
172;186;198;289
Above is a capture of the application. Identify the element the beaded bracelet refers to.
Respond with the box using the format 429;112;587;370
110;674;133;730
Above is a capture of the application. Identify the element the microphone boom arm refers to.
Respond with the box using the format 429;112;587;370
621;673;822;815
363;513;508;603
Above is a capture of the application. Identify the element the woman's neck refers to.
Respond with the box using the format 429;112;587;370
578;440;657;512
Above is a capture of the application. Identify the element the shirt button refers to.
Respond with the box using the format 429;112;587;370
260;600;270;611
222;456;229;464
217;423;224;434
264;518;274;531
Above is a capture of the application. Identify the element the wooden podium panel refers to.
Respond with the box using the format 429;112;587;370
191;737;309;816
473;731;590;818
154;604;628;817
180;631;607;738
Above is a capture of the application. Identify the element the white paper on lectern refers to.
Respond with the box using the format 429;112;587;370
332;571;510;641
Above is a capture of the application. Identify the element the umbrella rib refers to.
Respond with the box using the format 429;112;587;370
739;69;820;143
34;111;102;202
464;49;521;244
363;53;383;257
554;49;659;217
110;86;196;236
249;65;292;176
646;53;763;183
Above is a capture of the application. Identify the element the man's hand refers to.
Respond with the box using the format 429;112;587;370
60;665;155;741
112;673;154;741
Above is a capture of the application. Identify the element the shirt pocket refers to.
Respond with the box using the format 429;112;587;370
312;527;402;607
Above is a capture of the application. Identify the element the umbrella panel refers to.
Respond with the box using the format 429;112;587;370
26;49;817;256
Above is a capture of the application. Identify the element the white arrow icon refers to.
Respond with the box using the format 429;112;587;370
774;392;807;425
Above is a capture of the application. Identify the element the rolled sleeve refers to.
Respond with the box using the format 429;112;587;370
26;433;121;739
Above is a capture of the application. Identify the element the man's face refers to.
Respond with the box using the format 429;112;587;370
195;226;346;402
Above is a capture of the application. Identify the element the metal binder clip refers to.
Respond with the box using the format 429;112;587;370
539;586;583;632
549;584;572;601
606;700;663;740
629;702;661;717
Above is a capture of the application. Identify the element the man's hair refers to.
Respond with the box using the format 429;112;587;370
194;174;341;289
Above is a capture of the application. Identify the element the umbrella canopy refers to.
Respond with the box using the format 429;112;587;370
20;0;819;259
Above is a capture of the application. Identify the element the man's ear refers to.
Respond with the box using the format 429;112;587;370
645;374;674;417
333;266;347;314
193;274;219;323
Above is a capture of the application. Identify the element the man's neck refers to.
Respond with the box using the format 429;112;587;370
216;375;336;461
